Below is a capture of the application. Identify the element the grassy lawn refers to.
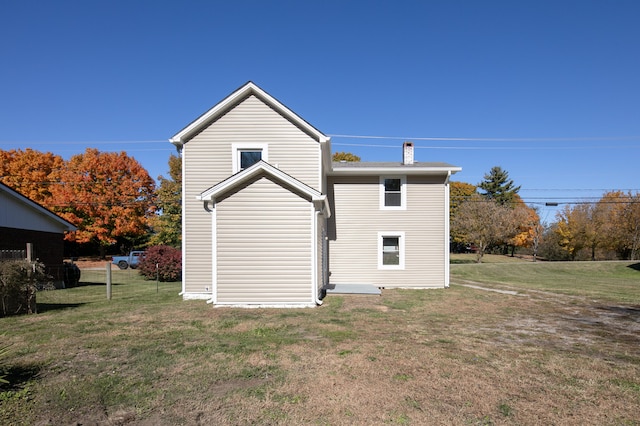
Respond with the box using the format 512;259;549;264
1;264;639;424
451;254;640;303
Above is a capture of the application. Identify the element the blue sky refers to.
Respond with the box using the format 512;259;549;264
2;1;639;221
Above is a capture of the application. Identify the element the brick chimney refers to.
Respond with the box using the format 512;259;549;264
403;142;414;165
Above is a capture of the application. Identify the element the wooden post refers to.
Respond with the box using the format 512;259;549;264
26;243;33;262
106;262;112;300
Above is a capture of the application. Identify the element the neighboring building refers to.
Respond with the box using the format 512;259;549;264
0;182;77;286
170;82;461;307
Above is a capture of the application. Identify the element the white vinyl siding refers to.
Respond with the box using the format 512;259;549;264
328;175;447;288
215;177;314;305
181;95;322;297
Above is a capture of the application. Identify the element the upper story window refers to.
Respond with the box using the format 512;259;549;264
380;176;406;210
232;143;269;173
239;150;262;170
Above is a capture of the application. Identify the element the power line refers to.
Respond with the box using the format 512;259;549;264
332;142;639;150
327;134;640;142
0;140;166;145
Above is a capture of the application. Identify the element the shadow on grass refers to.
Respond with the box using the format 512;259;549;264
596;305;640;320
0;363;41;392
73;281;128;287
37;302;85;313
450;259;478;264
627;263;640;272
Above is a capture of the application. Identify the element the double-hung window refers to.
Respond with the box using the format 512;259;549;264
378;232;405;269
232;143;269;173
380;176;406;210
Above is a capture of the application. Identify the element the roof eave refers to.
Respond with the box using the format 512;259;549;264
197;161;324;202
329;166;462;176
0;183;78;231
170;82;328;145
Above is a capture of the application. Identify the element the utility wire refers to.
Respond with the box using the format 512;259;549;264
327;134;640;142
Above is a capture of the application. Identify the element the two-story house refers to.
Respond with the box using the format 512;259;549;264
170;82;461;307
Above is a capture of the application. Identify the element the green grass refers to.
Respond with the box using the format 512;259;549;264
0;264;639;424
451;257;640;303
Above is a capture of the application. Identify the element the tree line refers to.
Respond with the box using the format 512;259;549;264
3;148;638;262
0;148;181;257
451;167;640;262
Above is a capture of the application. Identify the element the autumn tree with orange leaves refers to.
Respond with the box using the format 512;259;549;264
555;191;640;260
0;149;64;206
54;149;156;253
1;148;156;255
599;191;640;260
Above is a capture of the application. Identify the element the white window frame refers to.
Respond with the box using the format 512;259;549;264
379;176;406;210
232;143;269;174
378;231;405;270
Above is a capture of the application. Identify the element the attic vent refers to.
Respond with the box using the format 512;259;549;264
403;142;414;165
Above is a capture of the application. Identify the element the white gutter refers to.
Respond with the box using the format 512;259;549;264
329;166;461;176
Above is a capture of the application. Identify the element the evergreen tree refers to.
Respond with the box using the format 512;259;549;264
478;166;521;206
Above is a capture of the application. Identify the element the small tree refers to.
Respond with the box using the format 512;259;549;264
150;154;182;248
451;194;515;262
138;245;182;282
0;260;46;317
332;152;361;162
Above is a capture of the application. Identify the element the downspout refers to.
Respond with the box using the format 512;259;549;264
314;209;324;306
178;144;186;296
205;199;216;304
444;171;451;288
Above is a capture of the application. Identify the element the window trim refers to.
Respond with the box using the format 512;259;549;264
378;231;405;270
379;176;406;210
232;143;269;174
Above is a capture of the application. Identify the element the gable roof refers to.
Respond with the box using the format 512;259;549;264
197;161;331;217
0;182;77;232
170;82;330;146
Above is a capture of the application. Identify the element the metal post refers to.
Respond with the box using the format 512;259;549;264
106;262;112;300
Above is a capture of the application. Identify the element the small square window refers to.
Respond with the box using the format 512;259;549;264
239;150;262;170
380;176;406;210
232;143;268;173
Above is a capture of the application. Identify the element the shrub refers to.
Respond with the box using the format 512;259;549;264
0;260;45;317
138;246;182;282
0;336;10;385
